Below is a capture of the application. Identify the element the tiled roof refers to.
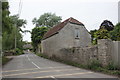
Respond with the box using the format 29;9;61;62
42;17;84;40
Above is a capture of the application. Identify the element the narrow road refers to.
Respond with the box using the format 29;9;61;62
2;53;118;79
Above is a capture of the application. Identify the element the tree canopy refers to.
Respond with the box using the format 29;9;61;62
32;13;62;27
100;20;114;31
2;2;11;33
2;2;27;52
94;28;110;39
31;26;48;52
10;15;27;32
110;22;120;41
31;13;62;52
90;20;120;45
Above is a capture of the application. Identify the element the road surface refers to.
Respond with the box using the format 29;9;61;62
2;52;118;79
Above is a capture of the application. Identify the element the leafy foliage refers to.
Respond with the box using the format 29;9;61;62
106;61;119;70
90;22;120;45
100;20;114;31
2;2;26;53
31;27;48;52
2;2;11;33
32;13;62;27
31;13;62;52
87;60;101;70
10;15;27;32
110;22;120;41
89;29;97;45
94;28;110;39
15;48;24;55
90;28;110;45
90;21;120;44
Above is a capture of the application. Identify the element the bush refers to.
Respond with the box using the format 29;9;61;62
106;62;119;70
111;71;120;75
87;60;101;70
15;48;24;55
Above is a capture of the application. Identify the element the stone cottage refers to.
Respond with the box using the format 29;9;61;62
41;17;91;57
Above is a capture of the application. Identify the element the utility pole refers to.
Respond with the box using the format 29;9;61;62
14;0;22;50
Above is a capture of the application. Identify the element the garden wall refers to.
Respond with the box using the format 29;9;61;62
48;39;120;67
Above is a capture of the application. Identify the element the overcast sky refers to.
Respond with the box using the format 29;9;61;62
8;0;119;42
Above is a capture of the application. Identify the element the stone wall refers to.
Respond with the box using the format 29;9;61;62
98;40;120;66
98;39;113;66
44;39;120;67
58;46;98;65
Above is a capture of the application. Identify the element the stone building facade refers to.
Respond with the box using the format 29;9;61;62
41;17;91;57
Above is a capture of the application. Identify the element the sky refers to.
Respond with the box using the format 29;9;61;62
8;0;119;42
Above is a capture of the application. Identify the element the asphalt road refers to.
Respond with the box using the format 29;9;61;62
2;52;119;80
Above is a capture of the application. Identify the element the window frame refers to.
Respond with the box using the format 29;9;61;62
74;28;80;39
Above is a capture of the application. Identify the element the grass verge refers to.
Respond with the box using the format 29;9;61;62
2;56;13;65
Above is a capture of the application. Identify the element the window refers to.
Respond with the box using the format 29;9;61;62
75;28;80;39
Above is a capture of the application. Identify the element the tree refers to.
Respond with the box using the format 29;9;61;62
2;2;13;51
32;13;62;27
2;2;11;33
100;20;114;31
89;20;115;45
0;2;2;51
90;28;110;45
2;15;26;50
31;27;48;52
110;22;120;41
0;2;2;35
10;14;27;32
2;26;17;50
94;28;110;40
2;2;27;52
89;29;97;45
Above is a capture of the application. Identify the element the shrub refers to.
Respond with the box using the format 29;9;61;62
87;60;101;70
106;61;119;70
15;48;24;55
111;71;120;75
